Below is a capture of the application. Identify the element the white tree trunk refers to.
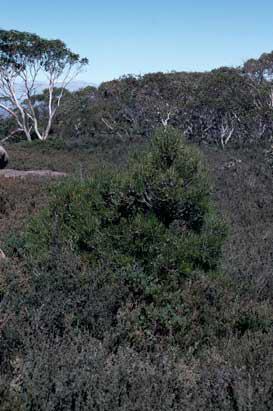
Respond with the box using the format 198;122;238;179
0;60;82;142
0;248;6;260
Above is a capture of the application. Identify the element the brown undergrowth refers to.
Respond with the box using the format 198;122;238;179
204;144;273;299
0;141;117;241
1;138;273;410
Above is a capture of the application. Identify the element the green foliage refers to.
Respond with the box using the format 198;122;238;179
40;64;273;151
2;128;273;409
0;29;88;71
0;29;88;142
243;50;273;83
2;48;273;147
13;127;226;343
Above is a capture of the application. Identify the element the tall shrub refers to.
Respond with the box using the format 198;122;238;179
14;127;227;343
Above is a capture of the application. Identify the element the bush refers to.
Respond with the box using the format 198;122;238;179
3;127;273;409
5;127;226;347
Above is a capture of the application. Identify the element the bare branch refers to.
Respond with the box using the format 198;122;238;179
101;117;114;131
161;112;172;127
220;115;235;148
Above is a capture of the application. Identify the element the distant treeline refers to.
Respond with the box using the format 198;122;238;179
2;52;273;149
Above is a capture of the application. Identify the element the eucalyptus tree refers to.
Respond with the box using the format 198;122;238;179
242;51;273;84
242;52;273;142
0;30;88;141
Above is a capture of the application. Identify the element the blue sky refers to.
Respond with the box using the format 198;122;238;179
1;0;273;84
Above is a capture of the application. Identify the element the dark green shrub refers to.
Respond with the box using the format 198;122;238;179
5;127;226;346
3;127;273;409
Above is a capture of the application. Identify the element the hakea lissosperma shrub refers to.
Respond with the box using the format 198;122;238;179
9;127;227;342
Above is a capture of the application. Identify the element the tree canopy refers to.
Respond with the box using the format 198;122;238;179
0;30;88;141
242;51;273;83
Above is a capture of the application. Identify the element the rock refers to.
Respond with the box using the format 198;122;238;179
0;169;67;178
0;146;8;169
0;248;6;260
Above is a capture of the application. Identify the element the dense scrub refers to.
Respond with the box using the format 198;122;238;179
0;128;229;408
2;50;273;155
11;65;271;151
1;49;273;406
2;128;273;409
2;128;226;341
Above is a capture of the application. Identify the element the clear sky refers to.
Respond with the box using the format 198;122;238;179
1;0;273;85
